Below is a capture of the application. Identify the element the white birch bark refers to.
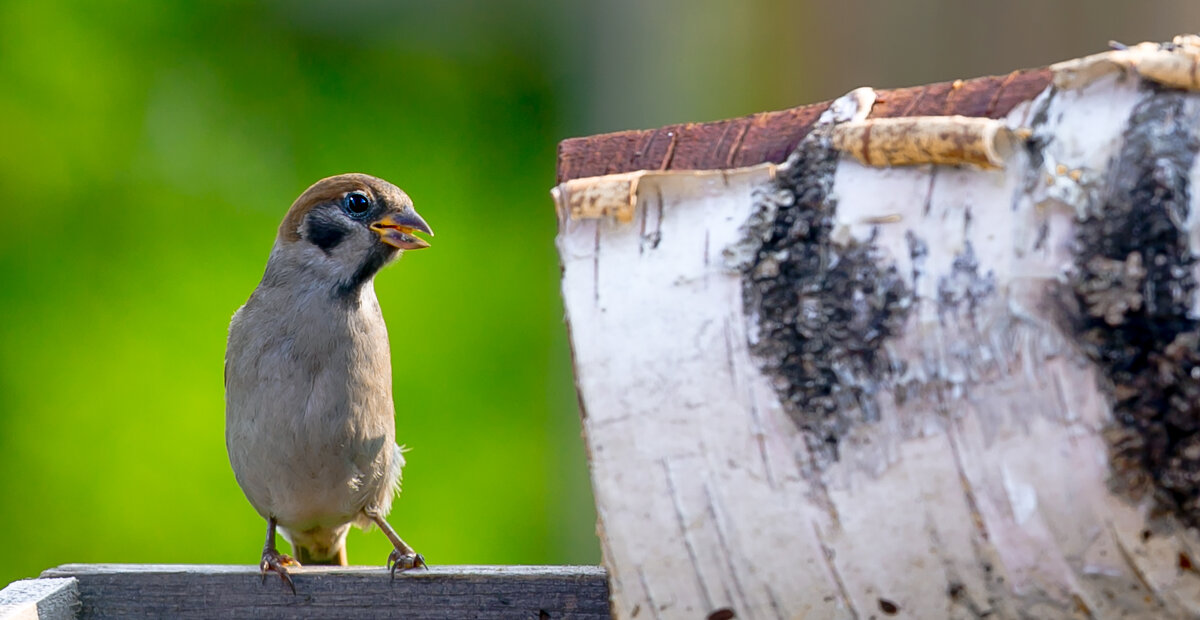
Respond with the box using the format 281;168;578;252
555;40;1200;620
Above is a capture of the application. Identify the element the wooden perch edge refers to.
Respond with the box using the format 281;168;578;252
556;67;1051;183
0;565;608;620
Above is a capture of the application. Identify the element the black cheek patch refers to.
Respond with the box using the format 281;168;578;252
304;210;350;253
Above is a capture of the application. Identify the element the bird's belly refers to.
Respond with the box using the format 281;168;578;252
230;426;393;528
226;374;396;529
261;468;366;530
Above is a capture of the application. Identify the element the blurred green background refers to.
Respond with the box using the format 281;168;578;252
0;0;1197;587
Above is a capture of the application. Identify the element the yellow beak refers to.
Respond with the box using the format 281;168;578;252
370;208;433;250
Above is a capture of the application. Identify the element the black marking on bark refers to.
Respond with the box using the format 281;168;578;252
653;185;665;248
936;241;995;328
922;168;938;216
1023;88;1056;174
1034;219;1050;252
906;230;928;292
1067;91;1200;526
738;125;912;463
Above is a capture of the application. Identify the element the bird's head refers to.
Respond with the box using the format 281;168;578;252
268;173;433;298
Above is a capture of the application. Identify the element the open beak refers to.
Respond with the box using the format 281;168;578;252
370;207;434;250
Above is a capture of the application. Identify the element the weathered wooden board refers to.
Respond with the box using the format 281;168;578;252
38;564;608;619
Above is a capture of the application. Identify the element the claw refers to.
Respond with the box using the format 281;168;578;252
388;549;427;580
365;510;426;582
260;549;301;594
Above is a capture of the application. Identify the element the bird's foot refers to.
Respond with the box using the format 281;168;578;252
387;548;426;579
260;549;301;594
365;509;426;580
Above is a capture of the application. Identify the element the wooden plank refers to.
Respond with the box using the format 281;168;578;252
0;577;79;620
39;564;608;619
555;67;1052;183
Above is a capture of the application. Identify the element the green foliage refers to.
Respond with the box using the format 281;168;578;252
0;1;596;585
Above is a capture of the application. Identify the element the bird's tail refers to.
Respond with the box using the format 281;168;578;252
284;525;350;566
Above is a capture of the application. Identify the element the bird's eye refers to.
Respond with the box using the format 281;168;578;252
343;192;371;217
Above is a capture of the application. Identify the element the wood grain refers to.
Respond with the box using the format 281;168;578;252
40;564;609;619
555;67;1052;183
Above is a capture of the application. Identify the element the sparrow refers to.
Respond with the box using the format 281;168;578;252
224;173;432;592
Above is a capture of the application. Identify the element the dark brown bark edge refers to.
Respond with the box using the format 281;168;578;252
555;67;1052;184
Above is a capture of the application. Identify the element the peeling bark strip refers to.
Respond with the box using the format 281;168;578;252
1068;91;1200;524
831;116;1022;169
1054;35;1200;91
552;166;778;226
735;123;912;462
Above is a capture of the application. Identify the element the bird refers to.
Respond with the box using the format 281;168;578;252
224;173;432;592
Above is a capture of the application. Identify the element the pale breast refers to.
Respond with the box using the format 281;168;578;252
225;283;400;529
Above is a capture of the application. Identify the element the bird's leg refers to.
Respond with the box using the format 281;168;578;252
365;509;426;579
260;516;301;594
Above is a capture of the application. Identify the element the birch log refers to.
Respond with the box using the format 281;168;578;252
554;37;1200;619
